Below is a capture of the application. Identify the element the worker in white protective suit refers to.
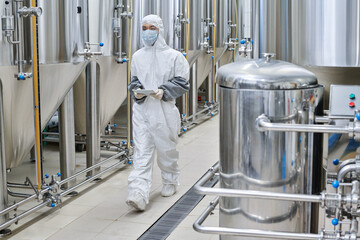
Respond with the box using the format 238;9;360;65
126;15;190;211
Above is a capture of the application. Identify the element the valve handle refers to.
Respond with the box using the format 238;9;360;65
331;218;339;226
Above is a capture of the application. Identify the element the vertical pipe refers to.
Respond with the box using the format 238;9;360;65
127;0;133;149
59;88;76;189
86;61;100;177
0;84;9;228
191;61;197;120
208;72;213;102
15;0;24;74
253;0;260;59
31;0;42;190
212;0;217;102
116;0;123;63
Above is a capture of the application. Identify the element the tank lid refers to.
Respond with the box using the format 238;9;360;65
216;56;318;90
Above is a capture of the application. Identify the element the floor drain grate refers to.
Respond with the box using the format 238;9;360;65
138;173;219;240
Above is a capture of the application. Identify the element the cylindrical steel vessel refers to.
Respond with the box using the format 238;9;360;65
216;57;323;240
256;0;360;105
0;0;88;168
74;0;129;134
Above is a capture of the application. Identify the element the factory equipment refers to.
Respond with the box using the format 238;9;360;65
193;54;360;239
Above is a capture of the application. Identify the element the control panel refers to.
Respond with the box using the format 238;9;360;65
329;85;360;117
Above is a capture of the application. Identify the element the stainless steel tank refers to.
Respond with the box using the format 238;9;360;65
0;0;88;168
256;0;360;105
73;0;129;134
216;57;323;240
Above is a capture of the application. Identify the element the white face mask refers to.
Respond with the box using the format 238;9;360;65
142;30;159;46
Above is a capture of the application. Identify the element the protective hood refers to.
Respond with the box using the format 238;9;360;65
141;14;168;50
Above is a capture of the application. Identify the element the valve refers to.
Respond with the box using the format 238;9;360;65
50;203;55;208
57;173;61;177
332;180;340;188
128;160;132;165
45;174;49;179
99;42;104;47
331;218;339;226
333;159;340;166
356;113;360;121
130;140;133;144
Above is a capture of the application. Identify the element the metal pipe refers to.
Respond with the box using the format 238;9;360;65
58;151;125;186
60;158;125;197
339;158;356;171
0;199;51;231
315;116;331;123
7;183;34;189
194;163;322;203
257;115;351;134
59;88;76;189
15;0;24;74
208;72;213;102
86;61;100;177
191;62;197;120
0;194;37;217
7;188;32;199
30;0;42;190
193;197;322;239
127;0;133;149
0;84;8;226
116;0;123;63
338;164;358;182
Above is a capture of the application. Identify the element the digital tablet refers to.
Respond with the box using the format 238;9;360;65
132;89;155;96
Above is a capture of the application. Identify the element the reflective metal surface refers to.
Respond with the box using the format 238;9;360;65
0;0;88;168
216;58;318;89
74;0;129;135
217;60;323;240
258;0;360;67
37;0;88;64
59;88;76;189
0;63;86;169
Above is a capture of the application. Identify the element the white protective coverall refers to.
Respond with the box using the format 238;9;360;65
127;15;190;204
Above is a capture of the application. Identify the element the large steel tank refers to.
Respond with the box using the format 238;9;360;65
73;0;129;134
216;57;323;239
0;0;88;168
257;0;360;105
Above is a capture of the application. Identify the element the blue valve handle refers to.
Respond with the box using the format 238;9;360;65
51;203;55;208
99;42;104;47
333;159;339;166
332;180;339;188
331;218;339;226
57;172;61;177
122;58;127;62
240;39;246;44
45;174;49;179
130;140;133;144
19;74;25;80
356;113;360;121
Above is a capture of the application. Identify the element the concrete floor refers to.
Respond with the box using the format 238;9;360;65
4;115;220;240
